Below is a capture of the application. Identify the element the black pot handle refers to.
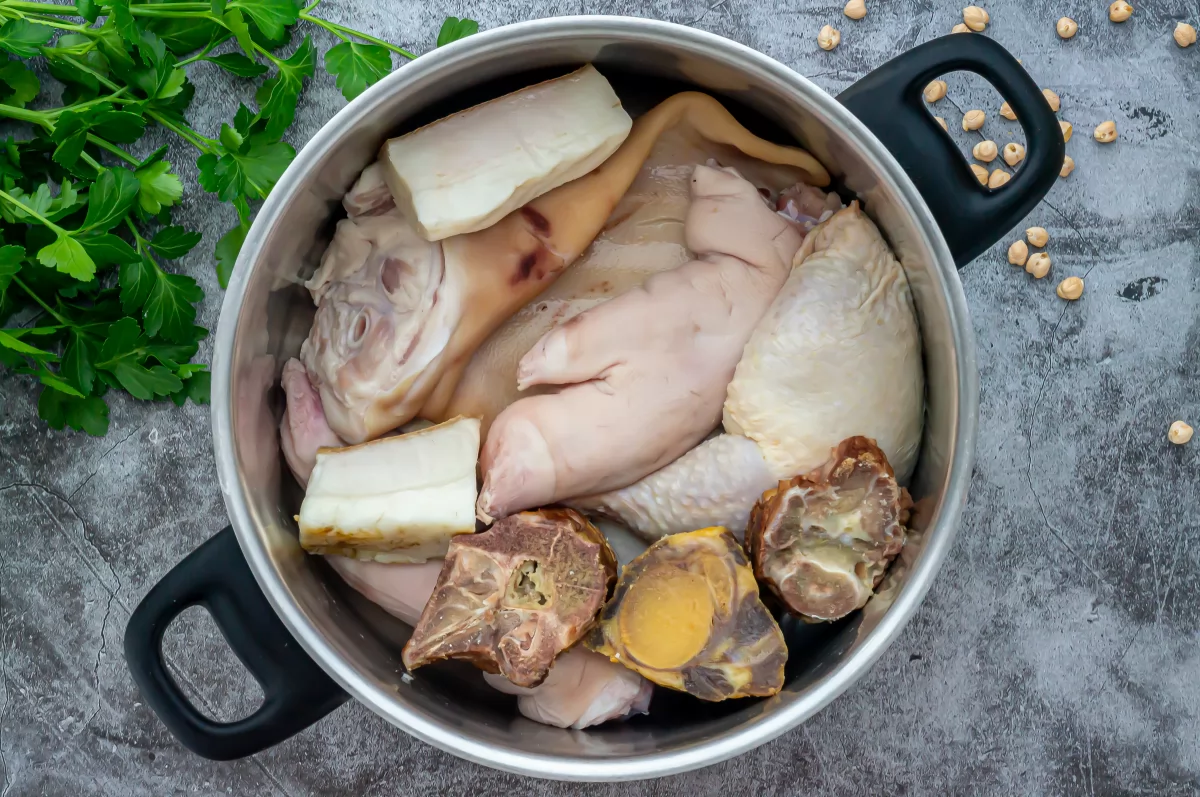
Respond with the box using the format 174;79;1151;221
123;526;348;760
837;34;1064;267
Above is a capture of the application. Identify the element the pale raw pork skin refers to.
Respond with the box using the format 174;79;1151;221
379;65;633;241
298;416;480;562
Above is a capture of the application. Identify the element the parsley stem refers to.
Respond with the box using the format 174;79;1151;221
13;277;71;327
0;103;47;125
300;14;417;59
0;1;81;14
301;0;322;11
86;134;141;166
0;189;67;234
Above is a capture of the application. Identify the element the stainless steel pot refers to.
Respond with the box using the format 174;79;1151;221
124;16;1064;781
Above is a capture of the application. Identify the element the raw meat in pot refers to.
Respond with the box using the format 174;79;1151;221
476;164;803;522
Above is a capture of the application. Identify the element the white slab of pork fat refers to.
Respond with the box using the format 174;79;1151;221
378;64;632;241
299;416;480;563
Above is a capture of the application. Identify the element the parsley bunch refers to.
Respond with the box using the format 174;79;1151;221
0;1;477;436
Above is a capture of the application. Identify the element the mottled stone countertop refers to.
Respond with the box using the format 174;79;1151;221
2;0;1198;794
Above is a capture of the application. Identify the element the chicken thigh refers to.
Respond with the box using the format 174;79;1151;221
578;203;925;539
476;164;804;522
301;92;828;444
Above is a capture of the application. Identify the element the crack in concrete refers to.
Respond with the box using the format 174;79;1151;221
68;423;148;503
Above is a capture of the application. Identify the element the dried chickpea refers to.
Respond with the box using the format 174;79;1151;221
1168;421;1193;445
1060;120;1073;141
963;6;989;31
935;116;948;131
1026;226;1049;247
1008;240;1029;266
1057;17;1079;38
1175;22;1197;47
1094;120;1117;142
1060;154;1076;178
988;169;1011;188
844;0;867;20
1109;1;1133;23
952;22;972;33
999;101;1017;120
1025;252;1051;278
970;164;989;185
1042;88;1061;111
1003;142;1026;166
818;25;841;50
973;140;999;162
924;79;948;102
962;109;985;130
1056;276;1084;300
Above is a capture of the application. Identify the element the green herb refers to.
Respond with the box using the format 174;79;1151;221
0;0;479;436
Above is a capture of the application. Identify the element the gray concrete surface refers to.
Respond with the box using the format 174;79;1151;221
2;0;1199;794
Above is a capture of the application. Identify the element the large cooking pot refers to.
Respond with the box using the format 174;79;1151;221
124;16;1063;781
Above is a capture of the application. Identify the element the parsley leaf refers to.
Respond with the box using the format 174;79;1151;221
324;42;391;101
205;52;267;77
80;233;140;266
255;36;313;139
150;226;202;259
38;388;110;436
143;270;202;342
81;167;141;233
215;218;248;289
118;255;154;312
97;316;182;399
437;17;479;47
0;328;55;356
209;136;294;202
0;20;54;58
37;234;96;281
61;330;96;393
171;368;210;406
232;0;299;41
0;59;39;107
135;160;183;214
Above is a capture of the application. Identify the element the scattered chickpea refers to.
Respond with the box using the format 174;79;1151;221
1109;1;1133;23
1175;22;1197;47
1056;276;1084;300
1025;252;1051;279
970;164;989;185
1060;120;1073;141
1008;240;1029;266
963;6;989;31
924;79;948;103
1060;154;1076;178
1057;17;1079;38
1003;142;1026;166
1094;120;1118;142
1168;420;1194;445
818;25;841;50
973;140;999;162
935;116;948;131
844;0;867;20
1042;88;1061;112
952;22;972;33
1026;226;1049;247
999;101;1017;120
962;109;986;130
988;169;1011;188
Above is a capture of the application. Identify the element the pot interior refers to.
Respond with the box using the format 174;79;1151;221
219;21;970;777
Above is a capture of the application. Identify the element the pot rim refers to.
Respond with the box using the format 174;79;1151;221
212;15;979;781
